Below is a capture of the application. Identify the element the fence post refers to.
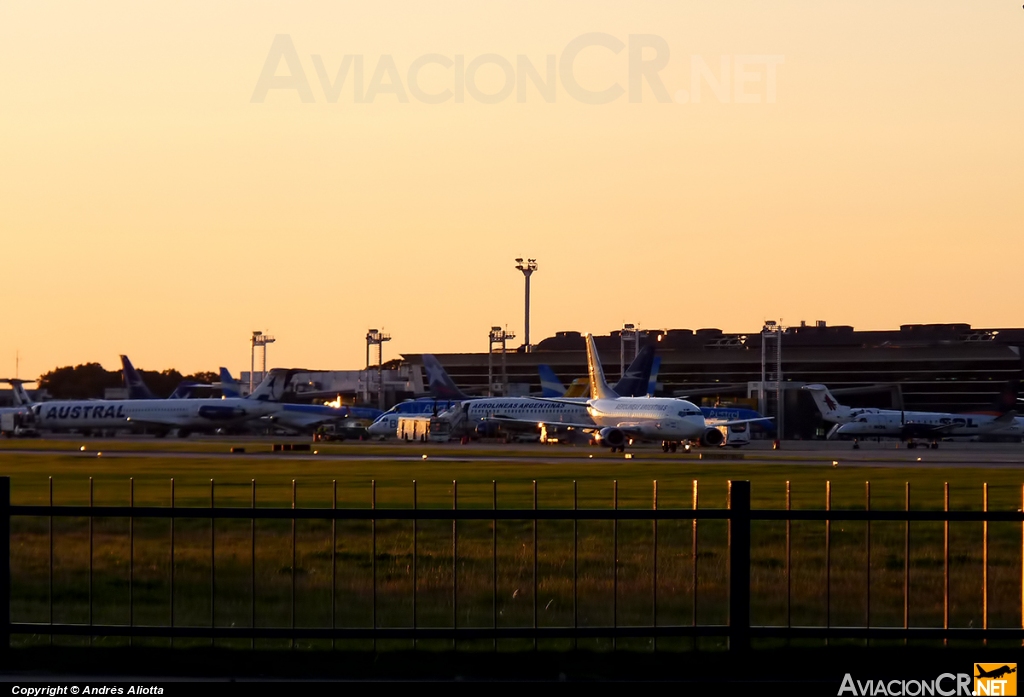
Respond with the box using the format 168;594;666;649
728;480;751;652
0;477;9;662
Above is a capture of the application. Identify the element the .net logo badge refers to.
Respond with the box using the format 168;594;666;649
975;664;1017;696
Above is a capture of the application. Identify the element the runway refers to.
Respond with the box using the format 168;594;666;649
2;437;1023;469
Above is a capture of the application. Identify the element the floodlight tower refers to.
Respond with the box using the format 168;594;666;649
366;329;391;409
487;326;516;397
514;258;538;353
620;323;640;379
760;321;784;440
249;331;275;394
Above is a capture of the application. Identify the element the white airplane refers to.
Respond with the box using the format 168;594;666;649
803;385;885;424
520;333;769;452
30;369;289;437
804;384;1023;447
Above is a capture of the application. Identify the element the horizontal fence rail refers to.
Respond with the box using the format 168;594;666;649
2;477;1024;651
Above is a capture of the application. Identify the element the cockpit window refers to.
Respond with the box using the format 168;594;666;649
677;409;701;417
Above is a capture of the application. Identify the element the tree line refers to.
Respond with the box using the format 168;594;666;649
38;364;220;400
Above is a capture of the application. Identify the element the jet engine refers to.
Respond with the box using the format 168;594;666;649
700;427;725;447
598;427;626;448
197;405;247;421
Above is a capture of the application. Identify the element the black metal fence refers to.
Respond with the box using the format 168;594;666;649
2;477;1023;650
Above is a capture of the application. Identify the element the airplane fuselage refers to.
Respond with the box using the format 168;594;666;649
586;397;708;441
33;398;275;431
835;411;1024;439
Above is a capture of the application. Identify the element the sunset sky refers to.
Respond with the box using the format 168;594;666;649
2;2;1022;378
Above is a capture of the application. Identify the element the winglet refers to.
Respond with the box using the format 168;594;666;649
584;333;615;400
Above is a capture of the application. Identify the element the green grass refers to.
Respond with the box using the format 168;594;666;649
1;443;1022;652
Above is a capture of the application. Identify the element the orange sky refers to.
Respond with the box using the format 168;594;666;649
2;2;1022;378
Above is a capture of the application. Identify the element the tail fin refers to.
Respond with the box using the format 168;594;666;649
584;333;615;400
219;367;241;398
538;365;566;397
647;356;661;397
0;379;34;406
992;380;1019;414
803;384;845;420
422;355;471;400
612;344;656;397
120;355;158;400
246;368;291;402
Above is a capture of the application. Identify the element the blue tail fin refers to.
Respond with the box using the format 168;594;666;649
422;355;471;400
538;365;566;397
612;344;656;398
647;356;661;397
120;355;158;399
219;367;241;398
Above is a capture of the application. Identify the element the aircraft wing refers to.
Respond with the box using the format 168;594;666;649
488;415;600;431
527;397;590;407
707;417;775;427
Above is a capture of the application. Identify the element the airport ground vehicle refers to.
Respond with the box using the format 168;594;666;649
397;415;450;443
312;420;370;442
0;411;39;438
715;421;751;447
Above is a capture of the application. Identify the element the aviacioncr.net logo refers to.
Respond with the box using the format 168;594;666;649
838;673;973;696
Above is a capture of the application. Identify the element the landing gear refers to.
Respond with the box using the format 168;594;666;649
662;441;669;453
930;441;939;450
852;439;860;450
670;442;678;453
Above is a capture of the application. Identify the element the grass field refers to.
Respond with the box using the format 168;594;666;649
1;439;1022;652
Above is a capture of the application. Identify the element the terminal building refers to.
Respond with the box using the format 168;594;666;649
401;323;1024;439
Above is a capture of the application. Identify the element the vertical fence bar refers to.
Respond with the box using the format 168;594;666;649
1021;483;1023;647
291;479;296;650
533;480;538;651
48;477;53;647
491;480;496;652
692;479;699;648
210;479;215;648
786;481;791;633
904;482;910;645
170;478;174;647
250;479;255;650
983;482;989;643
944;482;949;645
453;480;458;651
0;477;10;659
866;481;871;641
332;480;337;651
728;480;751;653
89;476;93;646
371;479;376;652
652;480;658;652
826;480;831;645
129;478;134;648
413;480;418;650
612;480;618;651
573;480;578;651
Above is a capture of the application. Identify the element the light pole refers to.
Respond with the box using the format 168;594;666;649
366;329;391;410
487;326;516;397
514;258;537;352
249;331;275;394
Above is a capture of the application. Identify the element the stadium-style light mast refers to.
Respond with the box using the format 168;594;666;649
514;258;538;352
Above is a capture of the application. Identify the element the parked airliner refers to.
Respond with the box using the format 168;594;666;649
522;334;770;452
31;370;289;437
